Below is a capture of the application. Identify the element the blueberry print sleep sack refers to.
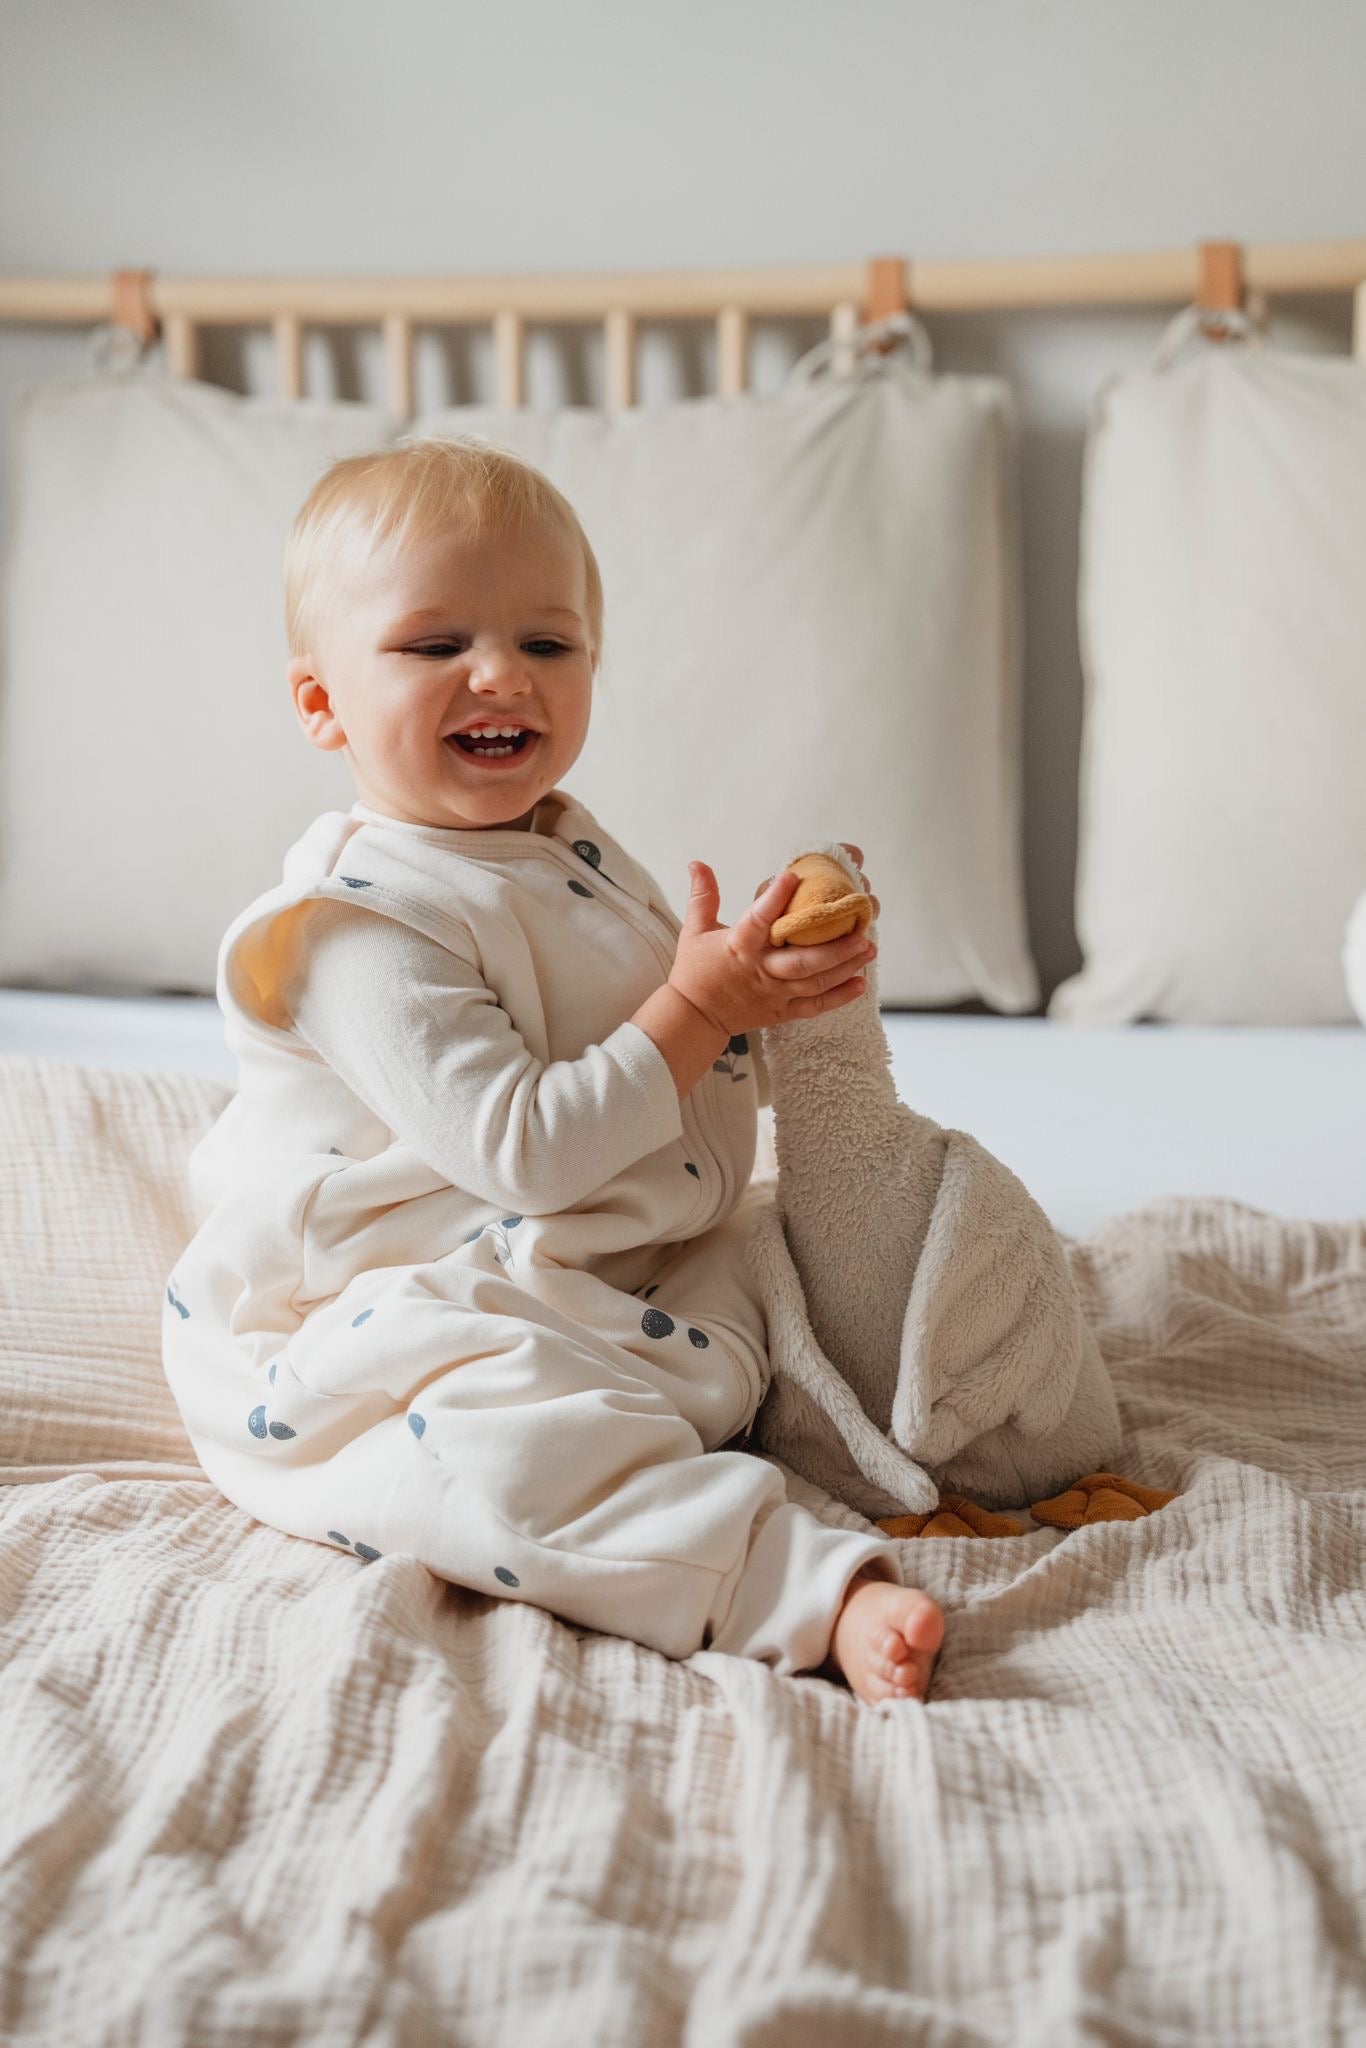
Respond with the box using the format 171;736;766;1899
161;790;905;1675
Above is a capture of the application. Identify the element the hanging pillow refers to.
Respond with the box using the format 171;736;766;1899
0;369;398;994
411;314;1038;1012
1050;305;1366;1026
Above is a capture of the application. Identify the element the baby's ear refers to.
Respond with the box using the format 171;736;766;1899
289;656;347;753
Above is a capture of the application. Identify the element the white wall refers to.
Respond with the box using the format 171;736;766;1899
2;0;1361;1002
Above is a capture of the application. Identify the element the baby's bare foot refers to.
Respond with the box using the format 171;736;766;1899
828;1570;944;1706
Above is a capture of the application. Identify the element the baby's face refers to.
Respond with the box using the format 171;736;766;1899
290;517;595;830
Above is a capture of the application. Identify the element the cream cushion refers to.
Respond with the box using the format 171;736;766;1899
0;372;395;994
1050;340;1366;1026
1;364;1038;1010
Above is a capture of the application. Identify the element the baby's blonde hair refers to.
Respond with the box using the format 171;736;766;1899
283;434;604;665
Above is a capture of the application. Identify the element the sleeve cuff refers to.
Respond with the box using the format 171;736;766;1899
603;1018;685;1152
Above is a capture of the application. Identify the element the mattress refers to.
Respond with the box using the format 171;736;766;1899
2;987;1361;1237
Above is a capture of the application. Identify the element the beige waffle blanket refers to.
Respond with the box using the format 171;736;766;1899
2;1052;1364;2047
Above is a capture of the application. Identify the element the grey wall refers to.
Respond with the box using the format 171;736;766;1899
2;0;1362;1005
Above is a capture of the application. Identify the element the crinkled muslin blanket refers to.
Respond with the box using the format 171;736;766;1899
3;1056;1366;2046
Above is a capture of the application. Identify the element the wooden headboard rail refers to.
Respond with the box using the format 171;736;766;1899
1;239;1363;415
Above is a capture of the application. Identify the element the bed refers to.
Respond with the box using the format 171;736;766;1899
3;987;1364;1238
2;249;1365;2047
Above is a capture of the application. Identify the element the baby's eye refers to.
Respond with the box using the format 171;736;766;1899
407;640;569;657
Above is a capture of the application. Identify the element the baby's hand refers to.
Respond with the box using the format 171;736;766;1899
669;862;875;1039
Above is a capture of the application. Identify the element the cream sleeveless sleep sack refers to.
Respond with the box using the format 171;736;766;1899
161;789;903;1673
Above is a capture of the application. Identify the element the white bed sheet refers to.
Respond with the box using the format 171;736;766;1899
1;987;1361;1237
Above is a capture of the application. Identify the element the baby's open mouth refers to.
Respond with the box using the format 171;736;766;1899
446;726;537;760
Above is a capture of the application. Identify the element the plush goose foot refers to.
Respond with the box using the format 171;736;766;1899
876;1495;1028;1540
823;1570;945;1706
1028;1472;1177;1529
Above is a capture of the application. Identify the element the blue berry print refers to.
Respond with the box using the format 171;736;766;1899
712;1036;750;1082
339;876;372;890
688;1328;710;1349
353;1544;381;1562
572;839;601;868
408;1413;427;1439
268;1362;277;1385
352;1309;374;1328
642;1308;675;1340
642;1285;660;1300
327;1531;350;1547
494;1566;520;1587
684;1162;700;1179
488;1216;523;1266
250;1399;296;1440
165;1281;190;1320
567;879;594;898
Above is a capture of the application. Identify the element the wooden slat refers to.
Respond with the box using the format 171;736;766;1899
163;313;199;379
6;243;1366;328
493;310;525;407
828;299;860;379
274;314;304;399
383;313;413;416
604;308;635;411
137;266;867;324
0;275;111;320
716;305;748;396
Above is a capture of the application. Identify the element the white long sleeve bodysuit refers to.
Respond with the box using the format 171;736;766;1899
162;790;904;1674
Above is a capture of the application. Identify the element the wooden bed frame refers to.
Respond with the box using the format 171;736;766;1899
2;238;1364;413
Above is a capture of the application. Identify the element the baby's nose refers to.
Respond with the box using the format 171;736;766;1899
472;656;531;691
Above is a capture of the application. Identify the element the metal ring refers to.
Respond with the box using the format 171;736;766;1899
786;308;935;387
89;322;159;373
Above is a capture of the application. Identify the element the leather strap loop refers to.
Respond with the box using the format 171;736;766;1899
864;256;910;354
110;268;158;343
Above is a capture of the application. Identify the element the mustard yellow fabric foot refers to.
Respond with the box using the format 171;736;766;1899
1029;1471;1177;1529
877;1494;1028;1540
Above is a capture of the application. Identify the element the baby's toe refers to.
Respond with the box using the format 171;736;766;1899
900;1591;946;1656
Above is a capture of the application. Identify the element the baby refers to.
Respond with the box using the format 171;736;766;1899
161;434;943;1707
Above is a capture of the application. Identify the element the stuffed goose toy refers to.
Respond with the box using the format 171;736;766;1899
746;842;1170;1534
